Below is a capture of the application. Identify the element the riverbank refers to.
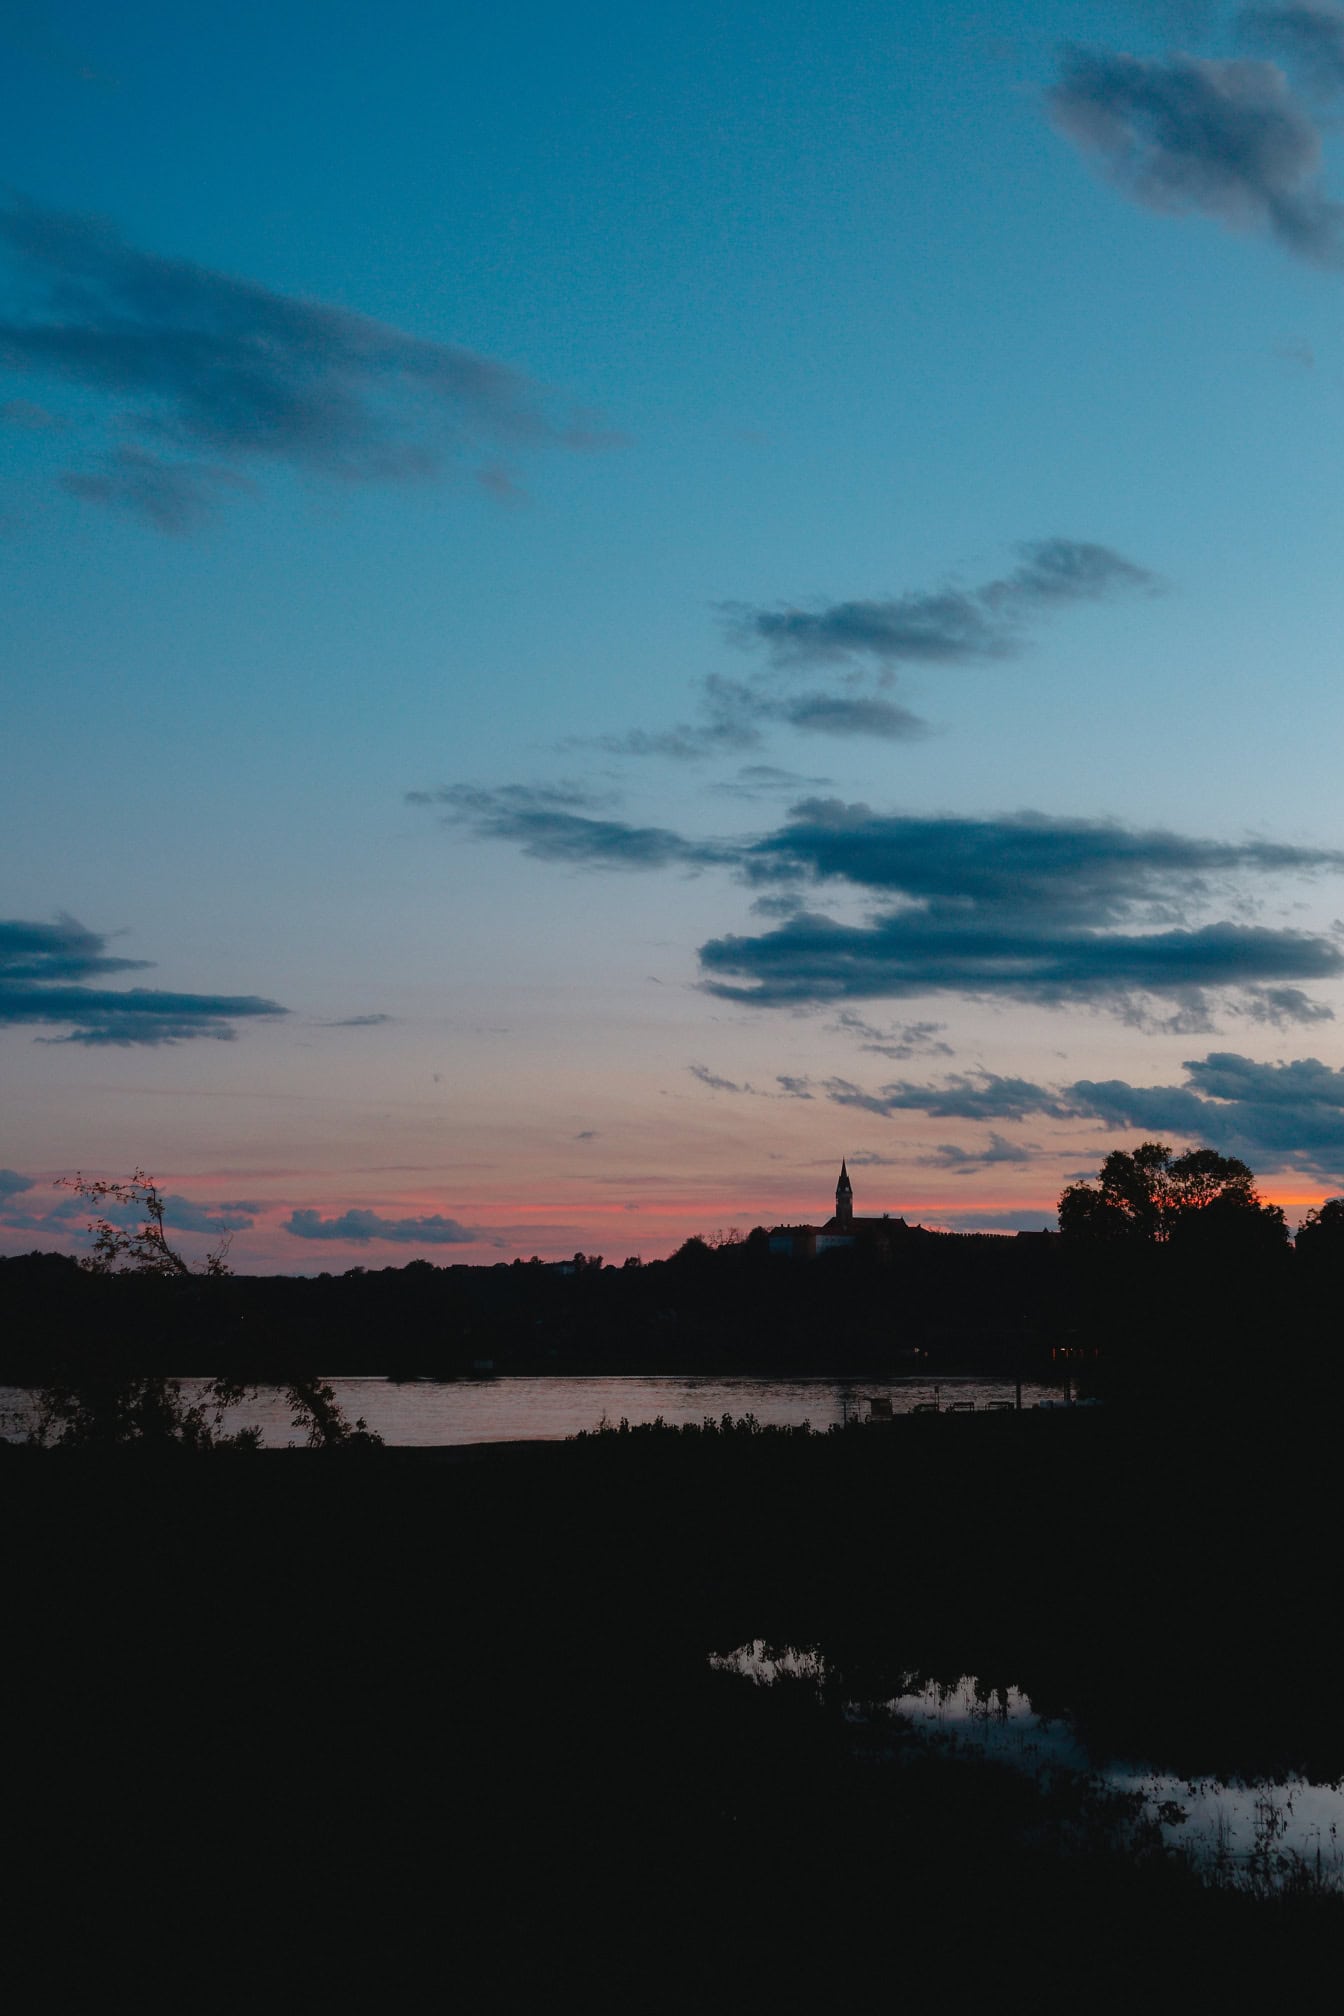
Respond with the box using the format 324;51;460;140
6;1409;1340;2001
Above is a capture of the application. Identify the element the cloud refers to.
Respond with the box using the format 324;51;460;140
703;802;1344;1016
711;764;835;800
90;1193;260;1235
284;1208;488;1246
0;196;603;526
414;785;1344;1023
704;909;1344;1015
594;539;1150;763
1239;4;1344;96
824;1070;1071;1123
574;1130;599;1141
917;1133;1042;1175
688;1063;751;1094
727;539;1158;670
921;1208;1061;1234
61;447;249;533
0;915;287;1046
743;800;1338;919
776;1075;815;1099
832;1010;954;1059
1049;46;1344;264
412;783;733;872
782;693;926;740
832;1049;1344;1184
1065;1050;1344;1178
0;1180;256;1241
320;1013;395;1028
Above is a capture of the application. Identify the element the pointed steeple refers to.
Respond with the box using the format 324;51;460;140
836;1157;853;1227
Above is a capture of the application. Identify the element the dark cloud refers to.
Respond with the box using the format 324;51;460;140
414;785;1344;1023
0;197;603;526
825;1070;1071;1123
1066;1050;1344;1178
727;540;1158;671
776;1075;815;1099
703;908;1344;1015
827;1049;1344;1184
782;694;926;740
284;1208;487;1246
321;1013;395;1028
704;802;1344;1016
1239;4;1344;95
0;1169;35;1198
412;783;733;872
0;914;287;1045
574;1130;599;1141
743;800;1338;920
1050;46;1344;264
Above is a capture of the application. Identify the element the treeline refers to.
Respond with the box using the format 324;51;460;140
3;1202;1342;1388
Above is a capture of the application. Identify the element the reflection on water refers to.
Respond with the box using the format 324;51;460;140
0;1373;1060;1447
711;1647;1344;1893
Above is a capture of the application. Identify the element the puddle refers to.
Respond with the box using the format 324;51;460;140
710;1645;1344;1893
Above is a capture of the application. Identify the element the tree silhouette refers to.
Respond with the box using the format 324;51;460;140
1059;1142;1286;1249
32;1170;381;1450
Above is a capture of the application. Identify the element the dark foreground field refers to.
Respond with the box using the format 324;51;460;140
6;1407;1342;2005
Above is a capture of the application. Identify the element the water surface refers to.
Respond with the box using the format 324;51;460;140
1;1372;1060;1445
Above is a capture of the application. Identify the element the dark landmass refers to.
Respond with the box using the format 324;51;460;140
7;1402;1342;2001
2;1216;1337;1386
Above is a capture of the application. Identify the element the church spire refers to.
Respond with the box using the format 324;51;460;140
836;1157;853;1228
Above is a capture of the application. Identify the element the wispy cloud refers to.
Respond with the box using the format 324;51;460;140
589;539;1154;763
0;915;287;1045
832;1010;953;1059
411;782;734;872
0;197;607;527
916;1132;1043;1175
725;540;1158;671
61;448;248;534
1050;46;1344;263
688;1063;752;1094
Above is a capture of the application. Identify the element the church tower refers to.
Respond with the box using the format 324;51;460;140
835;1158;853;1229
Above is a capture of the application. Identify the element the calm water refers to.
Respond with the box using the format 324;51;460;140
712;1650;1344;1892
0;1373;1061;1446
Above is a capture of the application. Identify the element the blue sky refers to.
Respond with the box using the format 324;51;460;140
6;0;1344;1265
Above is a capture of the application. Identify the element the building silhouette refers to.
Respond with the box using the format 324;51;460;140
768;1161;912;1260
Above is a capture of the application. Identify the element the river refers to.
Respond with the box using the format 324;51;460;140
1;1372;1062;1445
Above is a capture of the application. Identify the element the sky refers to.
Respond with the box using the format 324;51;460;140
7;0;1344;1267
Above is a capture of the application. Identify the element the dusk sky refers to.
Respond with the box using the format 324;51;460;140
8;0;1344;1267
